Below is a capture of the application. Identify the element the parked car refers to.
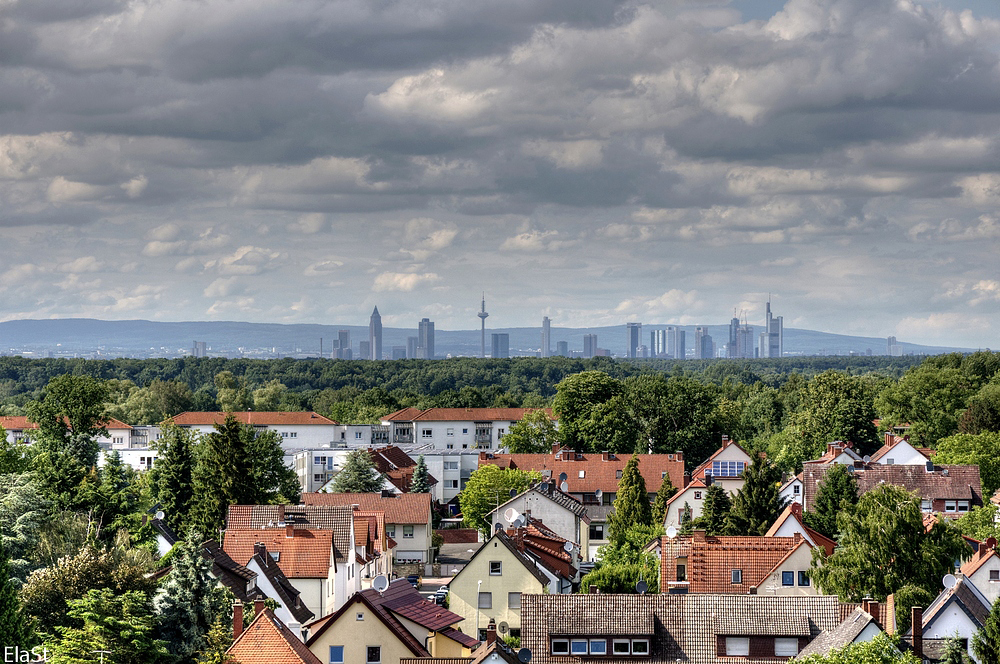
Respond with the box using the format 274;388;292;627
434;585;449;605
407;574;421;588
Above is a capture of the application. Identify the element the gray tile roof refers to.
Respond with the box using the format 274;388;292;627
795;608;878;658
521;593;842;664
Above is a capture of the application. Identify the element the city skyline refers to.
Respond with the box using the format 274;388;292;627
0;0;998;349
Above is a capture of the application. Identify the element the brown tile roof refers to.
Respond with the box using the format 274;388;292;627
521;594;841;663
401;640;521;664
435;529;480;544
249;544;316;625
689;439;752;481
918;576;990;632
506;517;577;580
171;411;337;426
438;626;479;649
496;482;588;520
659;532;808;594
227;607;323;664
200;540;262;603
223;528;333;579
800;464;983;512
226;505;353;563
480;449;686;496
370;445;418;470
796;607;879;658
960;544;1000;577
302;492;431;525
355;510;389;555
0;415;132;430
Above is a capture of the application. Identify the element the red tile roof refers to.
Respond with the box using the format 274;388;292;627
302;492;431;525
223;528;333;579
226;505;353;563
228;607;323;664
171;411;337;426
479;449;686;495
659;532;808;593
0;415;132;430
370;445;417;470
960;544;1000;577
385;408;554;422
689;439;753;481
355;510;389;555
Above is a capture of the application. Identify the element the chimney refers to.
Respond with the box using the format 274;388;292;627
885;431;894;446
486;618;497;645
255;599;266;617
254;542;268;564
675;451;683;462
721;435;730;447
552;443;561;454
286;523;294;539
693;530;706;543
233;601;244;640
868;601;880;626
911;607;923;660
885;594;896;635
601;451;610;461
589;585;598;594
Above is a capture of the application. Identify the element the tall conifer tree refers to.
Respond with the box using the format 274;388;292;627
696;484;732;535
153;423;198;535
0;541;33;647
190;415;252;539
608;455;651;546
651;473;677;525
410;455;431;494
803;464;858;539
724;454;786;535
329;449;383;493
974;584;1000;664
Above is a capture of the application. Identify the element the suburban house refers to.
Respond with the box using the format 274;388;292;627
243;542;317;631
369;445;439;494
870;433;935;466
354;509;393;584
795;603;885;659
520;593;843;662
802;441;863;466
480;447;686;558
490;482;589;559
662;438;753;528
779;475;804;505
1;415;146;467
449;528;574;641
227;601;323;664
904;576;990;663
764;503;836;556
656;531;819;596
959;539;1000;605
401;630;521;664
225;504;357;618
799;463;983;517
304;578;477;662
303;492;434;564
295;445;438;495
381;407;555;451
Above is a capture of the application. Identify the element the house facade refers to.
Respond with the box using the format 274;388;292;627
491;482;589;558
381;407;555;451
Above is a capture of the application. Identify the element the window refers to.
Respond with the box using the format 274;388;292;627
498;428;505;438
589;524;605;540
571;640;588;655
329;645;344;663
726;637;750;656
731;569;742;584
314;474;325;483
447;428;454;436
315;456;326;465
366;646;381;664
775;637;799;656
289;432;297;438
712;460;746;477
886;458;895;465
793;484;800;495
421;429;433;438
589;640;607;655
616;470;623;479
990;569;1000;581
676;564;686;581
551;640;569;655
958;500;970;512
694;491;702;500
612;640;631;655
356;612;364;621
782;571;794;586
661;471;668;478
508;592;520;608
946;500;957;512
446;444;454;449
921;499;932;512
463;428;469;434
631;639;649;655
270;551;280;561
403;525;414;538
444;461;459;470
478;592;492;609
447;480;459;488
490;561;502;575
355;431;362;439
386;526;395;538
798;571;810;587
579;470;585;478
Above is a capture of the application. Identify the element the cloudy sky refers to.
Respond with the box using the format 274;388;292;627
1;0;999;348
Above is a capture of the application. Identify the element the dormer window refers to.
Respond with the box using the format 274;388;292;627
731;569;742;584
270;551;280;562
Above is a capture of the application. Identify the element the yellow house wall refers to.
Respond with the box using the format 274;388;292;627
307;600;421;664
756;545;819;596
450;538;546;634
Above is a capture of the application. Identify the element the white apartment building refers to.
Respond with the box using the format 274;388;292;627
380;407;554;451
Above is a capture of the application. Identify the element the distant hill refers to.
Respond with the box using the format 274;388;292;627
0;318;974;359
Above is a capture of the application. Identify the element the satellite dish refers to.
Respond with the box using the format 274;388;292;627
559;472;568;482
636;579;649;595
512;516;526;529
155;510;165;521
594;489;603;500
863;455;871;463
498;621;509;635
560;481;569;492
846;466;855;474
666;525;678;539
509;488;518;498
495;523;505;534
517;648;532;663
372;575;389;593
943;574;957;589
504;507;519;523
539;482;549;492
986;537;998;550
563;540;574;553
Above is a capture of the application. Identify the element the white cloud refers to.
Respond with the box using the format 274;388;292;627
500;229;559;252
372;272;441;292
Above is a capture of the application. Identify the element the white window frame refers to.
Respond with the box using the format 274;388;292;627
508;592;521;609
958;500;970;512
551;639;569;655
921;499;932;512
329;645;345;664
731;569;742;584
402;525;414;538
782;571;794;586
571;639;588;655
793;484;800;495
775;637;799;656
490;561;502;576
447;428;454;436
946;500;957;512
612;639;631;655
366;646;381;664
579;470;585;478
726;637;750;656
421;428;433;438
589;639;607;655
631;639;649;655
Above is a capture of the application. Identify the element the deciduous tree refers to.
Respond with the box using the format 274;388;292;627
25;374;110;466
934;431;1000;496
502;409;559;453
459;465;541;537
797;633;919;663
802;464;858;539
794;371;880;457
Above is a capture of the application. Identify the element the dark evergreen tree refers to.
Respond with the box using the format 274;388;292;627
154;534;230;663
329;449;383;493
695;484;732;535
410;455;431;494
152;423;198;535
49;588;169;664
195;618;236;664
724;454;786;535
974;587;1000;664
244;428;300;504
608;455;651;546
803;464;858;539
651;473;678;525
0;541;33;648
940;635;967;664
189;415;253;540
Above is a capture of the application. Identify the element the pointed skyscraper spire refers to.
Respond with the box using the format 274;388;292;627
369;306;382;361
477;292;489;358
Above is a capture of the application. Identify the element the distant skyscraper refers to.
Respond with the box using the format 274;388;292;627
887;336;903;356
192;341;207;357
369;306;382;361
338;329;351;359
695;327;714;359
541;317;551;357
359;340;370;360
407;336;418;359
666;326;686;359
391;346;407;360
583;334;597;359
653;329;667;357
757;299;783;358
491;333;510;358
626;322;641;359
556;341;569;357
417;318;435;359
478;294;489;358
